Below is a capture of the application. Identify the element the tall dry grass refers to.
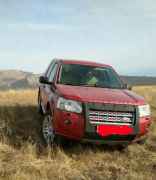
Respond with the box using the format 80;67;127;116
0;88;156;180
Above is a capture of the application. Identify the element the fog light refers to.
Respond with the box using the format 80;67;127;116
64;119;72;125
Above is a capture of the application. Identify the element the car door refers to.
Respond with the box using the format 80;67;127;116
42;62;59;112
40;60;56;111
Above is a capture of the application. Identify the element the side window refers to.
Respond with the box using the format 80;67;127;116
49;63;58;82
46;61;55;78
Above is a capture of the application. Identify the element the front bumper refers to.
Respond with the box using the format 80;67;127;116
55;103;151;145
81;118;151;145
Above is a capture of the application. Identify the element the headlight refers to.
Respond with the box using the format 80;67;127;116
57;97;82;114
138;104;151;117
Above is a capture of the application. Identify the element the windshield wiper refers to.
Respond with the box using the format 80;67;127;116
79;83;98;87
81;84;121;89
62;83;84;86
62;83;76;86
61;83;121;89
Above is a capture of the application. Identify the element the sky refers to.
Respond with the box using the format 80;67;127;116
0;0;156;75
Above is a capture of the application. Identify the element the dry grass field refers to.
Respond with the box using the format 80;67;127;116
0;87;156;180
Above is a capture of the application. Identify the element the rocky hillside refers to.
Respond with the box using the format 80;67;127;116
0;70;156;90
0;70;39;90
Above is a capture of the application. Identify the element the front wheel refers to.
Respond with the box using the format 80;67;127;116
136;138;147;145
41;111;69;147
42;113;55;146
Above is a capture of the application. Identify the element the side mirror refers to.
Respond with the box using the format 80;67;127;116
123;83;132;90
39;76;51;85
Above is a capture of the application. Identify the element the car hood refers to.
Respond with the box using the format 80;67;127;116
56;85;145;105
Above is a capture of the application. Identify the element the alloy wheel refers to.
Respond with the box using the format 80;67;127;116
42;114;55;145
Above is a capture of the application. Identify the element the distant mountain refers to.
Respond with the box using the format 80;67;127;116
0;70;38;90
121;76;156;86
0;70;156;90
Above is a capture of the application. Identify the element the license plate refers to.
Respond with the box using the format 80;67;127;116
97;125;133;137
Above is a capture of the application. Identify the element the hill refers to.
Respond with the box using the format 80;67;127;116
0;70;38;90
0;70;156;90
121;76;156;86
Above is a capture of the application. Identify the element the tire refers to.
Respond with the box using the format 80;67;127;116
136;138;147;145
117;144;128;151
41;112;68;147
42;112;56;146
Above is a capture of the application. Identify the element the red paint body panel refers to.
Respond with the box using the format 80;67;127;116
60;59;112;68
56;84;145;105
139;116;151;136
54;109;85;139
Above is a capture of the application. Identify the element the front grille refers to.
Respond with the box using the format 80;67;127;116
89;111;134;125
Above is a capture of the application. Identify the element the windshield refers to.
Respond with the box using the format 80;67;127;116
59;64;124;89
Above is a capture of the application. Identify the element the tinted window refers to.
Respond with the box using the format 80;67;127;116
46;61;55;78
59;64;124;89
49;63;58;82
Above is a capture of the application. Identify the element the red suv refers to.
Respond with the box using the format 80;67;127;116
38;59;151;146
